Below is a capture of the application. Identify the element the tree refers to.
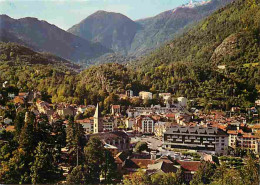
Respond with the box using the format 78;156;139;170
66;165;90;184
66;118;86;166
0;148;32;184
30;142;61;184
241;154;259;185
84;137;105;183
18;112;35;153
135;142;148;153
84;137;118;183
101;149;118;183
190;161;216;185
151;173;178;185
123;170;151;185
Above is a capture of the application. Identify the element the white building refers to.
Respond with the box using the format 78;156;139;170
139;91;153;100
76;118;94;134
4;118;12;125
125;118;135;129
126;90;134;98
159;93;171;102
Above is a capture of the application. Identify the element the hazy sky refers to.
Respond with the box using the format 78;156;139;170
0;0;193;30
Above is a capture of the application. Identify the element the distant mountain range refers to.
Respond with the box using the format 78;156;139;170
0;15;111;62
68;0;234;57
0;0;234;64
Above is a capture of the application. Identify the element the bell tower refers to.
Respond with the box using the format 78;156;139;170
94;103;103;133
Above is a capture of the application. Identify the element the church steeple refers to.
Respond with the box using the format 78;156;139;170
94;103;103;133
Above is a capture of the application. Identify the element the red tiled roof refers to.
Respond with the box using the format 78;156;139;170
252;124;260;129
112;105;120;109
166;114;175;118
125;159;155;169
177;160;201;172
5;125;15;132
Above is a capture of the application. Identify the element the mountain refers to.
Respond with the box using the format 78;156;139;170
68;0;234;58
130;0;234;56
0;15;112;62
134;0;260;69
68;10;141;55
129;0;260;108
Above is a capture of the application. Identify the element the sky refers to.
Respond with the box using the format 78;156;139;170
0;0;193;30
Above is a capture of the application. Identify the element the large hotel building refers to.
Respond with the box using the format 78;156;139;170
163;126;229;155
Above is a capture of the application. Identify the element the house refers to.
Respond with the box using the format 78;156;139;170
127;105;179;118
111;105;121;115
163;126;229;155
88;131;130;156
125;118;135;129
154;122;175;137
177;160;201;183
126;90;134;98
76;105;88;114
255;99;260;106
134;116;155;134
18;92;29;99
123;158;155;173
103;116;115;132
4;118;12;125
5;125;15;132
159;93;171;102
13;96;25;105
227;129;260;154
57;105;75;118
8;93;15;99
139;91;153;100
76;118;94;134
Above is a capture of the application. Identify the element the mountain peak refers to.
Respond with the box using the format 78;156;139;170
68;10;140;55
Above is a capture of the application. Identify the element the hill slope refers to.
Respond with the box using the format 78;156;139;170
0;15;112;62
130;0;260;108
68;11;141;55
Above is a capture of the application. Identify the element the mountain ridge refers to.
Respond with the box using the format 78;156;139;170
0;14;112;63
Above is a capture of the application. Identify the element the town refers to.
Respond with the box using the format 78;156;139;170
0;81;259;184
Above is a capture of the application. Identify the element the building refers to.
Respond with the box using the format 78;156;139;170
127;105;179;118
111;105;121;115
154;122;175;137
57;105;75;118
4;118;12;125
125;118;135;129
163;126;229;155
139;91;153;100
76;105;87;114
103;116;115;132
255;99;260;106
126;90;133;98
94;104;103;133
134;116;155;134
76;118;94;134
36;100;54;116
89;131;130;156
227;129;260;154
159;93;171;102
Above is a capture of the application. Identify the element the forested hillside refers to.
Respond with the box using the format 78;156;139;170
1;0;259;111
131;0;260;109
